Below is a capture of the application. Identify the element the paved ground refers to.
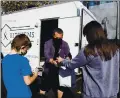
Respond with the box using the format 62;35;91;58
30;75;120;98
30;75;82;98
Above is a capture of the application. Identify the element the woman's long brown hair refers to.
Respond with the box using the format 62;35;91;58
83;21;118;61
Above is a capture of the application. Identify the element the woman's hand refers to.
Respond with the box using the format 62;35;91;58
57;57;64;63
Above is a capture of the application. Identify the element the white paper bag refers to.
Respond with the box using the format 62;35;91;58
59;66;71;87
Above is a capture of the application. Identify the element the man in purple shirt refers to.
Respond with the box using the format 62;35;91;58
40;28;73;98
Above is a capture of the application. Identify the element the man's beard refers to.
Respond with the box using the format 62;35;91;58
53;38;62;49
53;38;62;59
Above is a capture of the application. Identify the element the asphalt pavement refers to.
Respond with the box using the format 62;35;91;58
29;74;120;98
30;75;82;98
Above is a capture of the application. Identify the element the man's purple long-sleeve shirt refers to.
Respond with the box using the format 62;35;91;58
44;39;70;62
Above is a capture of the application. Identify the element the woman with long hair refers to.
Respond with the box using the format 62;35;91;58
57;21;119;98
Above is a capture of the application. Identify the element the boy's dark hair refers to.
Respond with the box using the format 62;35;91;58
11;34;32;51
53;28;63;35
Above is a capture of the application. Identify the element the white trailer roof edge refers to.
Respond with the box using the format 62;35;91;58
2;1;88;23
2;1;78;16
74;1;97;20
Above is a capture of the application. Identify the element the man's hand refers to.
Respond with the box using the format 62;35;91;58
49;58;58;66
53;61;57;65
53;60;58;67
49;58;54;64
57;57;64;63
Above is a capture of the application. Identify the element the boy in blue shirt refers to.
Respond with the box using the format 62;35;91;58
2;34;38;98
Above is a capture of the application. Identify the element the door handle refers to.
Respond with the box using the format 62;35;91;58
75;43;79;47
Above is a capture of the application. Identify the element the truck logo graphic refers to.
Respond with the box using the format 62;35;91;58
1;24;11;47
1;24;35;48
3;31;8;40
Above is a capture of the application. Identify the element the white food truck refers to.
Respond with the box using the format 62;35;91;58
1;1;96;73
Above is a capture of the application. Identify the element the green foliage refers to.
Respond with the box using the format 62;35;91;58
1;1;59;14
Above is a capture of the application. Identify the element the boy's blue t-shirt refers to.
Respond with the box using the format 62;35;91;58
2;54;32;98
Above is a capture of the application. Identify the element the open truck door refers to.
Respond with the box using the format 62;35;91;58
58;17;80;58
58;8;96;74
59;16;81;74
80;8;97;48
78;8;96;74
